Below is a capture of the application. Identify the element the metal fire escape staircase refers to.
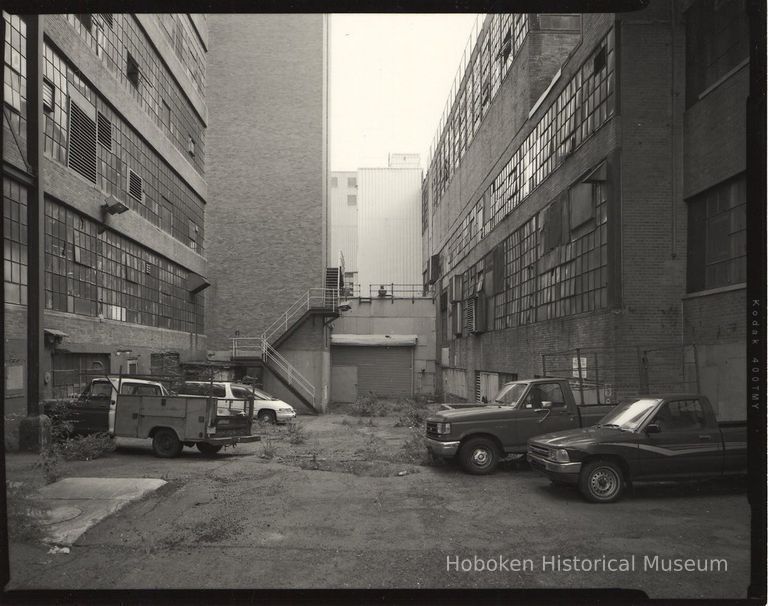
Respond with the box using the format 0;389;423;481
231;276;341;413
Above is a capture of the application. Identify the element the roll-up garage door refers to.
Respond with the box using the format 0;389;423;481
332;346;413;398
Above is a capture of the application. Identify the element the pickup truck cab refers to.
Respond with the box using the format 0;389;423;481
425;378;614;474
527;394;747;503
44;377;261;457
63;377;170;435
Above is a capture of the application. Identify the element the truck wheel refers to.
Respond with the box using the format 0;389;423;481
257;410;276;425
152;428;183;458
196;443;223;457
459;437;500;475
579;460;624;503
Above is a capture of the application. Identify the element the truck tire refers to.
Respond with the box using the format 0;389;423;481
196;443;223;457
459;437;500;475
579;459;624;503
257;409;277;425
152;428;183;458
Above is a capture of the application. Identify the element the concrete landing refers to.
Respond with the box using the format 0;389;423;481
33;477;166;545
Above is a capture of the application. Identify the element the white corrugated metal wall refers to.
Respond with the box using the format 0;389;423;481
357;168;423;294
329;171;359;273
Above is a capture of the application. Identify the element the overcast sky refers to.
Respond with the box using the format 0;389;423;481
330;13;481;172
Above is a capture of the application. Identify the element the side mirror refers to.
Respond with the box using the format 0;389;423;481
646;423;661;434
541;401;553;409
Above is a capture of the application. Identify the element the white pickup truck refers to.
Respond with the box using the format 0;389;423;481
44;376;260;457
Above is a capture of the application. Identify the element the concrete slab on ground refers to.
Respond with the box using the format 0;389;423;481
33;477;166;545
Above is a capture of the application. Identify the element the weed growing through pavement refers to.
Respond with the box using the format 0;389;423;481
287;420;308;445
6;481;46;542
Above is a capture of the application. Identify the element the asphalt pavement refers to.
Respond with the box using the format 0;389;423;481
4;414;751;598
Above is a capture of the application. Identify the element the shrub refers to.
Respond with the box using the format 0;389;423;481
6;481;46;541
350;392;382;417
393;427;432;466
57;433;116;461
287;420;308;445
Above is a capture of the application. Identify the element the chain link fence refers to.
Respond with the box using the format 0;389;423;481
541;344;700;405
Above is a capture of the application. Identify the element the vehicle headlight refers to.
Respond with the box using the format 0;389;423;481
435;422;452;435
553;449;570;463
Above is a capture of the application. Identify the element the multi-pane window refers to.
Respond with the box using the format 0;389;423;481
348;176;357;188
44;200;203;332
157;14;207;95
484;165;609;331
3;13;27;146
442;30;616;273
65;14;206;174
429;14;530;205
3;177;29;305
685;0;749;106
346;195;357;206
687;173;746;292
42;43;206;252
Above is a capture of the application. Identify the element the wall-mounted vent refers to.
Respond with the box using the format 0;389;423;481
128;169;143;201
97;112;112;150
67;98;98;184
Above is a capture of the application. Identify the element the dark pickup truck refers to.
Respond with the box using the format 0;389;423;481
527;394;747;503
425;378;614;474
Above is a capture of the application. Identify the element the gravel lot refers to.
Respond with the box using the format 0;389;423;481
5;410;751;598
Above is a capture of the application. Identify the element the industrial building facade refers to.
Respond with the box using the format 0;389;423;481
422;4;748;419
3;13;209;416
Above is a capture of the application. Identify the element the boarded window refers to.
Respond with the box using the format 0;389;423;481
569;182;594;229
68;96;98;184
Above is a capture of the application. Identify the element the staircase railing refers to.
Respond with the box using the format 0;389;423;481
231;336;316;407
262;287;339;344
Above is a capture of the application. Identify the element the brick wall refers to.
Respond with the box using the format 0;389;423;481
205;15;326;349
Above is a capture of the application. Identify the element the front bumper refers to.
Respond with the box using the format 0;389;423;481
527;453;582;484
425;437;461;457
276;409;297;423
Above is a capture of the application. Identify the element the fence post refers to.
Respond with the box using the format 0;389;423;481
692;344;701;393
638;348;649;394
575;348;585;406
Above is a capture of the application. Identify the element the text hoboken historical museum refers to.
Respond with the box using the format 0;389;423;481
445;554;729;573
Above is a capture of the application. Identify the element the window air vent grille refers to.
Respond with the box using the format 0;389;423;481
67;99;98;183
128;169;143;201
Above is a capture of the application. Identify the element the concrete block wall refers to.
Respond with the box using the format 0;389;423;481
264;315;329;413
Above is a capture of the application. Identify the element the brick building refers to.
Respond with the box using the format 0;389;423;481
207;15;332;412
3;13;209;418
422;4;748;419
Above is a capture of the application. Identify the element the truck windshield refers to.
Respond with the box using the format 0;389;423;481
597;398;662;431
494;383;527;407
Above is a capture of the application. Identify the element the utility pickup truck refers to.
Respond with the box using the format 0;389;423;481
527;394;747;503
44;377;260;457
425;378;614;474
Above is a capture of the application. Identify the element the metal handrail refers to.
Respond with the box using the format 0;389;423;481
230;336;316;405
263;341;315;404
262;287;339;344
